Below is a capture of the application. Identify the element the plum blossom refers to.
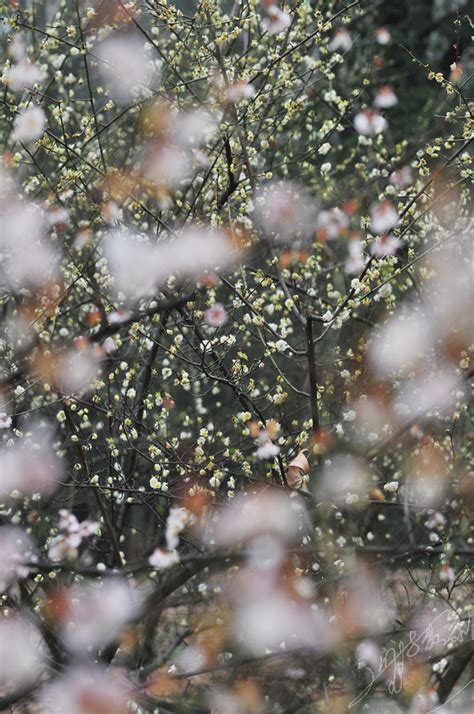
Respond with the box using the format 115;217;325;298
316;207;349;241
201;491;306;547
374;85;398;109
149;547;180;569
389;165;413;189
11;105;46;143
0;412;12;429
0;618;45;692
369;311;432;376
48;509;100;562
0;422;63;498
165;507;195;550
345;238;366;274
60;578;137;652
254;181;317;242
354;109;388;136
204;303;228;327
105;226;237;302
370;200;399;234
96;33;158;103
40;666;130;714
315;454;371;503
263;5;291;35
375;27;391;45
370;233;402;257
255;429;280;460
0;527;33;590
329;28;352;52
225;81;255;103
0;200;60;290
7;61;44;92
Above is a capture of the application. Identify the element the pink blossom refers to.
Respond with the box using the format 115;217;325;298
389;166;413;189
370;200;399;234
254;181;316;242
149;547;180;569
354;109;388;136
370;233;401;257
374;85;398;109
263;6;291;35
0;412;12;429
48;509;100;562
40;666;130;714
329;28;352;52
375;27;391;45
61;578;137;652
204;303;228;327
316;207;349;241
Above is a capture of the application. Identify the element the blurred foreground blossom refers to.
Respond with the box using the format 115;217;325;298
59;578;138;652
370;233;402;256
201;490;306;547
225;81;255;103
204;303;228;327
329;28;352;52
336;567;396;635
354;110;388;135
374;85;398;109
95;33;158;103
316;207;349;241
231;578;337;655
369;311;431;376
390;165;413;188
11;105;46;143
263;4;291;35
0;412;12;429
345;237;366;274
40;665;130;714
0;527;33;590
149;547;180;570
375;27;391;44
0;421;62;499
0;199;60;290
7;60;44;92
315;454;371;504
0;617;45;693
254;181;317;242
105;225;239;302
370;200;399;235
55;344;102;396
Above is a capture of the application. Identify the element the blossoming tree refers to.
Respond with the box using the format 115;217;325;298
0;0;472;711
